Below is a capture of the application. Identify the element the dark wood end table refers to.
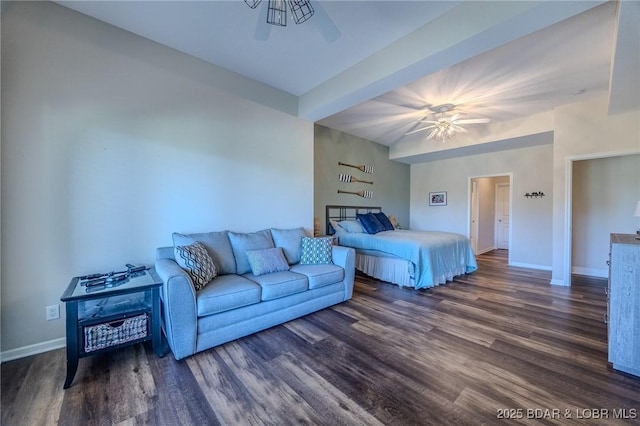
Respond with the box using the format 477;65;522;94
60;268;164;389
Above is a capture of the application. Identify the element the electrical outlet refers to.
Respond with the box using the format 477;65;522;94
46;304;60;321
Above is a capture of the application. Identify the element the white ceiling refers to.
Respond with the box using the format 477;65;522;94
55;1;639;159
57;1;456;96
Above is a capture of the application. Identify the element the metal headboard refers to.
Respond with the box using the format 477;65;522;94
325;205;382;235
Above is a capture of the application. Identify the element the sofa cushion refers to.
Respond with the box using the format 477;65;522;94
196;274;261;317
270;227;307;264
246;247;290;276
244;271;308;301
300;236;333;265
228;230;275;275
174;241;217;291
173;231;236;275
289;264;345;289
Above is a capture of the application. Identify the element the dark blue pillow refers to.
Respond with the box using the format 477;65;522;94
357;213;386;234
374;212;395;231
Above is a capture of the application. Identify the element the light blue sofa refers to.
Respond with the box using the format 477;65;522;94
155;228;355;360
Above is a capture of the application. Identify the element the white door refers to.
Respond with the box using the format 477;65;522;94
495;184;510;249
470;180;479;253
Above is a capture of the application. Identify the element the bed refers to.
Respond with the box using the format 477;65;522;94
326;205;477;289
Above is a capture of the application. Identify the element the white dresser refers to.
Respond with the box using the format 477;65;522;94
608;233;640;377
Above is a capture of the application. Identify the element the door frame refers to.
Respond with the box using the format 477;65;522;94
470;180;479;254
495;182;510;249
467;173;513;264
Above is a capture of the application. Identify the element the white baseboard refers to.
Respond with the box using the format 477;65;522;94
476;246;496;255
571;266;608;278
550;279;569;286
509;261;552;271
1;337;66;363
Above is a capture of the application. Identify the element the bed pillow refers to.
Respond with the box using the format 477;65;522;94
357;213;386;234
174;241;217;291
338;219;364;233
374;212;395;231
329;219;346;236
300;237;333;265
245;247;290;276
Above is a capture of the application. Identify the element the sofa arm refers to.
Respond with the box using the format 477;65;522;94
331;245;356;300
155;258;197;360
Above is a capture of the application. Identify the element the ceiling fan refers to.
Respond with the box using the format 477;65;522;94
245;0;340;42
404;103;490;142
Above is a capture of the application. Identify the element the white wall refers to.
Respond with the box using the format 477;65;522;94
572;154;640;277
1;2;313;357
411;143;554;269
411;96;639;283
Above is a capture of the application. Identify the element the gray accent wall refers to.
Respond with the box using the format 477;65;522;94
314;125;410;235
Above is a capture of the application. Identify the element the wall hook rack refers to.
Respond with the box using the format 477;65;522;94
524;191;545;198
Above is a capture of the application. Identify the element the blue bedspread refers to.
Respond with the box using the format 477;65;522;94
338;230;477;289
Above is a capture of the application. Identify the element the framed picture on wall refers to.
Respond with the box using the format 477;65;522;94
429;191;447;206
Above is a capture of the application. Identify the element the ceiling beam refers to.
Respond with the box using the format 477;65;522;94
298;0;607;122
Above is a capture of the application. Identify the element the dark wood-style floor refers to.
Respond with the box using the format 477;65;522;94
3;250;640;425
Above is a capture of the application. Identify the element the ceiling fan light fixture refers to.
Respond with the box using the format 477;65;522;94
428;119;459;142
404;103;490;142
288;0;314;24
244;0;262;9
267;0;287;26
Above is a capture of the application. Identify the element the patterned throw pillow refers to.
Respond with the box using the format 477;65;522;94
174;241;217;291
300;237;333;265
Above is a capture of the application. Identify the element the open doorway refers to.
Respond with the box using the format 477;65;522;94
468;174;512;263
567;153;640;280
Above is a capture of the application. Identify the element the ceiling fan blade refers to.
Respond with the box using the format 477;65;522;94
404;125;436;136
311;1;341;42
457;118;491;124
254;1;271;41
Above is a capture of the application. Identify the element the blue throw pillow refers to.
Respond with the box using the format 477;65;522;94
245;247;290;276
357;213;386;234
374;212;395;231
300;237;333;265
